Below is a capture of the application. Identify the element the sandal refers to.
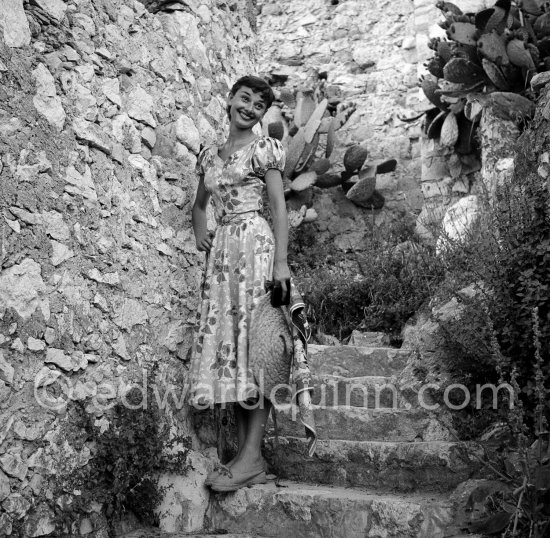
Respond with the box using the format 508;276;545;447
209;465;267;492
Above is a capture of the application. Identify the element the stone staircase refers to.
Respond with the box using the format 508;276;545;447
119;341;483;538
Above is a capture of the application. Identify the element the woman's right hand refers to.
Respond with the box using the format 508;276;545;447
196;231;214;253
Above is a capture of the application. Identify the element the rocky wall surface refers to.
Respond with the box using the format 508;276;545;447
257;0;425;251
0;0;257;535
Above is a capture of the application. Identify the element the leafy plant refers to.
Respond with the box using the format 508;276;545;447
51;364;191;537
423;97;550;532
421;0;546;152
459;309;550;537
266;84;397;226
435;153;550;427
289;219;445;341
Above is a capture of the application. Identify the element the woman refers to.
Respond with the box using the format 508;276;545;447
188;75;290;492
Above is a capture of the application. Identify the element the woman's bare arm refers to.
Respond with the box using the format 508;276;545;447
192;174;213;252
265;168;291;298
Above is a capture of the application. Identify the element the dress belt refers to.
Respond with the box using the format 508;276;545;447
219;210;261;225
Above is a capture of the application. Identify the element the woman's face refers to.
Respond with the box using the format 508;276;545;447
227;86;267;129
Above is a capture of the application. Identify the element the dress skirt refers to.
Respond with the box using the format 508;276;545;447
187;211;275;407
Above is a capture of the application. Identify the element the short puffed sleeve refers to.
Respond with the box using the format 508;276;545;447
251;137;286;179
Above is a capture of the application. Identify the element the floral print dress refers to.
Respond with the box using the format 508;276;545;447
187;136;286;407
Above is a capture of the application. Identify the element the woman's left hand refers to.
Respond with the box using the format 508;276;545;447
273;260;291;301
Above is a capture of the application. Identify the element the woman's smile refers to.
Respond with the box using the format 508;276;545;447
238;110;255;121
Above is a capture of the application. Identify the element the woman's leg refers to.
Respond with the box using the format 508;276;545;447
226;402;248;466
229;397;271;473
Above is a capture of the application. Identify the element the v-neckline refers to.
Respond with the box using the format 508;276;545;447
216;137;259;164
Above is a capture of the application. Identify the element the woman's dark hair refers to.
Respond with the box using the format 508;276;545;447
226;75;275;120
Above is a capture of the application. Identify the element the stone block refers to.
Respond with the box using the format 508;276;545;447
155;451;212;533
0;0;31;47
264;437;481;493
307;345;412;377
73;118;112;154
0;258;47;320
0;351;14;386
273;406;454;442
210;480;454;538
436;194;480;253
0;469;10;502
32;64;66;131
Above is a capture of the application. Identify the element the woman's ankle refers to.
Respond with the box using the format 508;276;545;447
232;451;264;468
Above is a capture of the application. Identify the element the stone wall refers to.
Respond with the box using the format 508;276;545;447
257;0;425;251
0;0;257;535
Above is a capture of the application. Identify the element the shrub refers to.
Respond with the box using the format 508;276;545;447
437;162;550;426
52;365;191;537
460;310;550;538
289;219;445;341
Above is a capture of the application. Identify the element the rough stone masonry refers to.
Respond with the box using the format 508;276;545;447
0;0;258;535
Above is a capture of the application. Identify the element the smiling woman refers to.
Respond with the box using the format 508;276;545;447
186;75;296;492
223;86;268;135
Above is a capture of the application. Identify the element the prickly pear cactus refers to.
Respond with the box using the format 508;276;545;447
267;82;396;221
421;0;550;163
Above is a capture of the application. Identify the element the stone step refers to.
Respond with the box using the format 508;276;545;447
307;345;411;377
264;437;482;493
116;527;258;538
310;374;408;408
209;479;454;538
347;330;391;346
270;405;454;442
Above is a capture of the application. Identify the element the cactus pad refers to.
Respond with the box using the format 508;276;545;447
450;42;480;64
309;158;331;175
426;55;446;78
267;121;285;141
283;129;306;178
303;98;328;143
447;22;478;45
295;132;320;173
443;57;485;84
440;112;459;147
278;88;296;108
475;5;512;34
482;58;510;90
290;171;317;192
421;76;448;110
316;172;345;188
343;145;369;173
346;166;377;206
436;1;463;17
437;39;453;63
294;91;316;127
477;32;509;65
534;12;550;38
374;158;397;174
506;39;535;70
